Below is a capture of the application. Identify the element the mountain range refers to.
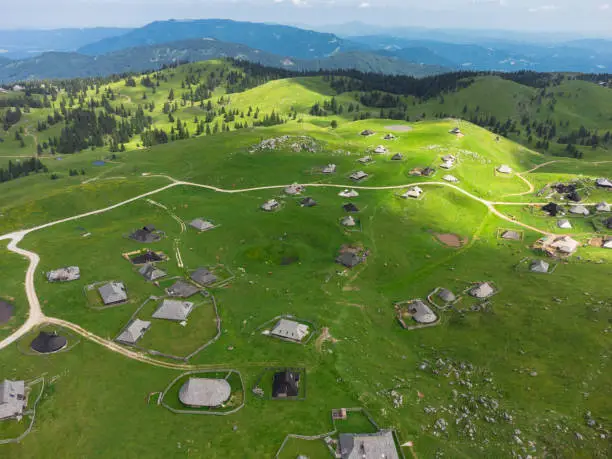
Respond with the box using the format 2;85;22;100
1;19;612;84
0;39;445;83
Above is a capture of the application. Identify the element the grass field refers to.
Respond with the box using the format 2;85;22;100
0;64;611;458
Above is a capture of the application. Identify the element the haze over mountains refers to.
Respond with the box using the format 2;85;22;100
1;18;612;83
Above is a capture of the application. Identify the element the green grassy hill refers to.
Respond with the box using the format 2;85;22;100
0;61;611;459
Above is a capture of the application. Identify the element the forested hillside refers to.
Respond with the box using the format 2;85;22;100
1;60;612;189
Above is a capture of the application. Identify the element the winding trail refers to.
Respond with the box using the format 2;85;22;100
504;159;612;198
0;174;560;365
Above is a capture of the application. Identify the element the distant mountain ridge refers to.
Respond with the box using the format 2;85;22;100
0;27;131;59
0;39;447;83
352;35;612;73
78;19;362;59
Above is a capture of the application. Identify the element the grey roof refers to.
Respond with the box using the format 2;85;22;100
153;299;195;321
322;164;337;173
595;177;612;188
191;268;218;286
271;319;309;342
557;219;572;229
300;197;317;207
190;219;215;231
167;280;200;298
0;380;26;420
350;171;369;181
341;216;357;227
469;282;495;299
549;235;580;254
179;378;231;407
116;319;150;344
501;230;521;241
47;266;80;282
596;202;610;212
139;263;167;281
336;252;362;268
261;199;280;211
569;205;590;216
442;154;456;162
409;300;438;324
391;153;403;160
497;165;513;174
437;288;456;303
129;227;160;243
98;282;127;305
443;174;459;183
339;431;399;459
530;260;550;273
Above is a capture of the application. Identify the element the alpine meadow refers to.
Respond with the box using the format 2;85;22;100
0;32;611;459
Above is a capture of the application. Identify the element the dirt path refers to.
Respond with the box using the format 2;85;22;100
503;159;612;198
314;327;337;352
0;234;46;350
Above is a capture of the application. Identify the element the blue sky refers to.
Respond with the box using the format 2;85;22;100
2;0;611;35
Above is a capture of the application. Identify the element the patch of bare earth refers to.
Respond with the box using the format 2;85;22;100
315;327;338;352
384;125;413;132
589;237;603;248
434;233;468;248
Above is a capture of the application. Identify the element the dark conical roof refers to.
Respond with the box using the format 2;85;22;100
30;331;67;354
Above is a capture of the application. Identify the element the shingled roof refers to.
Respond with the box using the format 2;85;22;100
190;219;215;232
191;268;218;287
152;299;195;321
409;300;438;324
271;319;310;342
179;378;231;407
98;282;127;305
116;319;150;344
139;263;167;281
469;282;495;299
339;431;400;459
0;380;26;420
167;280;200;298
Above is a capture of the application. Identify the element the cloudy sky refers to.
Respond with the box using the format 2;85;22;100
2;0;611;36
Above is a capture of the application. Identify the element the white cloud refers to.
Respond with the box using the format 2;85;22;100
528;4;558;12
359;1;370;7
599;3;610;9
291;0;307;5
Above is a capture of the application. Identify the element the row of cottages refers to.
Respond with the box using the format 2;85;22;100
116;266;218;345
